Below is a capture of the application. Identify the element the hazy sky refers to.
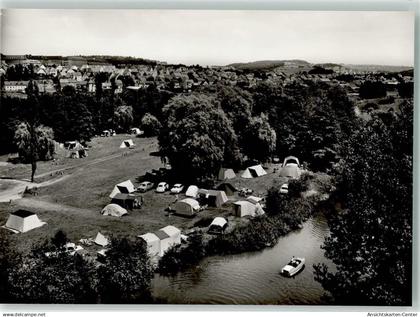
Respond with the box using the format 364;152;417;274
1;9;415;66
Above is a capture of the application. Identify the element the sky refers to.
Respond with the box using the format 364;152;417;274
1;9;415;66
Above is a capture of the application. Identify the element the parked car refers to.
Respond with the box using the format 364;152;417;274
170;183;184;194
156;182;169;193
280;183;289;194
138;181;154;192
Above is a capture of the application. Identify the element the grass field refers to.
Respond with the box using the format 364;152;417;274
0;134;289;257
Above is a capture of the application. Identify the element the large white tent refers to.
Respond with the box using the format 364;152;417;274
109;180;136;198
233;201;265;218
138;232;161;258
101;204;128;217
3;210;46;233
155;225;181;256
174;198;200;216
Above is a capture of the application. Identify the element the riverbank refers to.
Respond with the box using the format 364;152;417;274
152;213;333;304
158;172;333;275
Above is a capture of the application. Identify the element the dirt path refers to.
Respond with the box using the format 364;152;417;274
0;175;70;202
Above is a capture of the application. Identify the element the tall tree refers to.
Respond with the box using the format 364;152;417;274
159;94;241;183
314;106;413;305
96;237;154;303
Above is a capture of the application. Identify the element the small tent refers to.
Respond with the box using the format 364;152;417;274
3;210;46;233
280;156;301;179
154;225;181;256
109;180;135;198
174;198;200;216
101;204;128;217
94;232;109;247
130;128;143;136
216;183;236;196
111;193;142;210
241;165;267;178
233;201;265;218
120;139;135;148
138;232;161;258
185;185;199;198
218;168;236;180
208;217;228;234
198;189;228;208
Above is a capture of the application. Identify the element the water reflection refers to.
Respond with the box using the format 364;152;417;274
152;213;333;304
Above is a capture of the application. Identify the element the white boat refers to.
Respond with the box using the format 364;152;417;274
281;257;305;277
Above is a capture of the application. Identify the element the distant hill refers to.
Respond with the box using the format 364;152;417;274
227;59;311;70
341;64;413;73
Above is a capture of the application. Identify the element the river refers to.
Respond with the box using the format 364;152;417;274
152;213;334;304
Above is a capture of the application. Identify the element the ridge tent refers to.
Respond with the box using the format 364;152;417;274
109;180;135;198
94;232;109;247
111;193;142;210
120;139;135;148
100;203;128;217
138;232;160;258
185;185;199;198
155;225;181;256
3;209;46;233
197;189;228;207
208;217;228;234
241;164;267;178
233;201;265;218
174;198;200;216
218;168;236;180
216;183;236;196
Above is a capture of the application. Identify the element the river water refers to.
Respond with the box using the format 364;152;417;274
152;213;334;304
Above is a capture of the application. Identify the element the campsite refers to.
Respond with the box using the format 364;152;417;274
0;134;302;258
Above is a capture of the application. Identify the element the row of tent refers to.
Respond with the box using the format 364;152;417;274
138;225;181;257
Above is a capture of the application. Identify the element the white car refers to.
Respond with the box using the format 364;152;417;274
281;257;305;277
138;181;154;192
280;183;289;194
170;183;184;194
156;182;169;193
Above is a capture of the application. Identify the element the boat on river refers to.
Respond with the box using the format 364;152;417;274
281;257;305;277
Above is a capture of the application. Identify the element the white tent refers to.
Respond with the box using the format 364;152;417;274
130;128;144;136
280;157;301;179
3;210;46;233
241;165;267;178
185;185;199;198
233;201;265;218
94;232;109;247
109;180;135;198
120;139;135;148
101;204;128;217
198;189;228;207
209;217;228;233
174;198;200;216
155;225;181;256
138;232;161;258
218;168;236;180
